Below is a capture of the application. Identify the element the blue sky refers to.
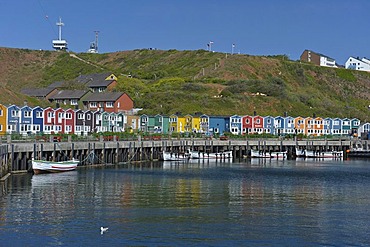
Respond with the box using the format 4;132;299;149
0;0;369;64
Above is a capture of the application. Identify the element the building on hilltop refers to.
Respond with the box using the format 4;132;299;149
76;73;117;92
21;88;58;101
300;50;338;68
345;56;370;72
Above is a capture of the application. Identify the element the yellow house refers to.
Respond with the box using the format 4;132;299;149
0;104;7;135
176;116;187;133
192;116;201;133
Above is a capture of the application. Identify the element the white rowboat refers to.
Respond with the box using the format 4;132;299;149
32;159;79;174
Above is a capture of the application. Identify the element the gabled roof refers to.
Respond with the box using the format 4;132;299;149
21;88;57;97
82;92;125;102
76;72;116;87
47;81;65;89
49;90;88;100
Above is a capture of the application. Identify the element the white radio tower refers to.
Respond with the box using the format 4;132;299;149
52;17;68;50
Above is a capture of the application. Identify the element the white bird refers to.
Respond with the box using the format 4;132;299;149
100;226;109;234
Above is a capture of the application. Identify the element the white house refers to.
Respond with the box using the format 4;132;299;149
345;57;370;72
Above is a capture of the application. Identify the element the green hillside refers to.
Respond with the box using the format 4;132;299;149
1;47;370;120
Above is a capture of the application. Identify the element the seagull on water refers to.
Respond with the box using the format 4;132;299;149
101;226;109;234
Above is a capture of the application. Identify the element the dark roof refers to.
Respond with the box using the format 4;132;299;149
47;81;65;89
303;49;335;61
21;88;57;97
82;92;125;102
76;72;115;85
49;90;88;100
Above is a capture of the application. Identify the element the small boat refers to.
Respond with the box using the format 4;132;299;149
305;150;343;158
189;150;232;159
295;148;306;158
162;151;190;161
250;149;287;159
32;159;79;174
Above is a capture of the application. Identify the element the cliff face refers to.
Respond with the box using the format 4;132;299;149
1;47;370;120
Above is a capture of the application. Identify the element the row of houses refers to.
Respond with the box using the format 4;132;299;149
140;114;370;137
1;103;369;137
300;49;370;72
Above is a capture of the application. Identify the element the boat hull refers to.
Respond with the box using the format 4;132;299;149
162;151;190;161
250;150;287;159
32;159;79;174
189;150;232;159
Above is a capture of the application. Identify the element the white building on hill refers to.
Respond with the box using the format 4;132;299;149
345;56;370;72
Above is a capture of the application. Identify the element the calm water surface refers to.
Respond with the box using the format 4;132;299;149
1;158;370;246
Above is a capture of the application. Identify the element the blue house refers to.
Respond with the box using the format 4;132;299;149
263;116;275;134
19;105;33;136
229;115;242;135
7;105;20;134
332;118;342;135
209;116;230;136
323;118;333;135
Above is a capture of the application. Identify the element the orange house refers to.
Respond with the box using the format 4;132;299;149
294;116;305;134
313;117;324;136
0;103;7;136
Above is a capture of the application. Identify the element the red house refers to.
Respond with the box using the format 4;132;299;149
43;107;55;134
82;92;134;113
64;108;76;134
242;115;253;134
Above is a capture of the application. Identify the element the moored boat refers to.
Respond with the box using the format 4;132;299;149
162;151;190;161
250;150;287;159
32;159;79;174
189;150;233;159
305;150;343;158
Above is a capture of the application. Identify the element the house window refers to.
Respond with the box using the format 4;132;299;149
66;113;72;119
87;114;91;120
99;88;104;92
106;102;114;108
90;102;97;108
24;111;31;117
36;111;43;118
11;110;18;117
78;113;84;120
0;110;3;116
71;99;78;105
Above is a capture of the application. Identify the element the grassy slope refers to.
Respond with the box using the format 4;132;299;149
1;47;370;120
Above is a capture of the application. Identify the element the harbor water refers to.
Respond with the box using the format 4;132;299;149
1;158;370;246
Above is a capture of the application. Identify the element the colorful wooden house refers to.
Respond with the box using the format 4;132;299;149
209;116;230;135
304;117;314;136
169;114;179;133
184;114;193;133
294;116;305;135
199;114;209;134
230;115;242;135
75;109;85;135
7;105;20;134
242;115;253;134
0;104;7;136
64;108;75;134
93;111;102;133
332;118;342;135
350;118;360;136
43;107;55;134
191;115;201;133
19;104;33;136
139;114;157;133
153;114;169;134
126;115;140;132
341;118;351;135
252;115;264;134
263;116;275;134
54;108;65;134
323;118;333;135
116;112;126;132
274;116;285;136
313;117;324;136
177;115;187;133
32;106;44;135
